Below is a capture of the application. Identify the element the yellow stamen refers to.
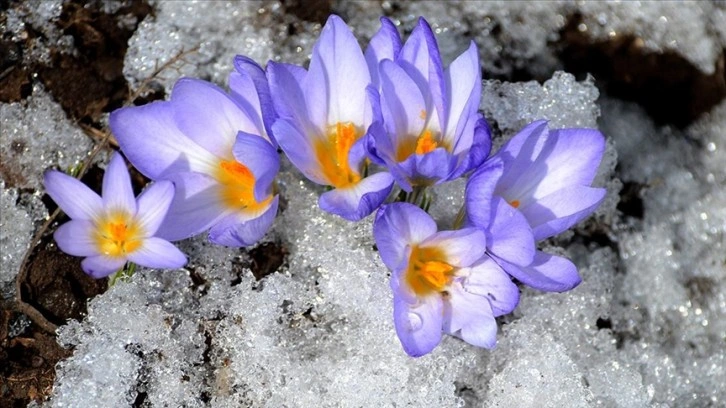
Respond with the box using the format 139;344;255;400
405;245;455;296
510;199;520;209
94;211;143;258
314;122;362;188
216;160;272;212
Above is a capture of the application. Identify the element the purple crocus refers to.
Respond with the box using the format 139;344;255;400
465;120;606;292
365;17;491;191
110;58;279;247
267;14;394;221
373;203;519;357
43;152;187;278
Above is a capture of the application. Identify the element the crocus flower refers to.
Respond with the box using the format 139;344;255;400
465;120;606;292
365;17;491;191
267;14;394;221
43;152;187;278
373;203;519;357
110;58;279;247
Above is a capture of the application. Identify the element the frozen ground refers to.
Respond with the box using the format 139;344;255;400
1;1;725;407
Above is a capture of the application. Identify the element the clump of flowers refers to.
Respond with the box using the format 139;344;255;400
43;14;606;357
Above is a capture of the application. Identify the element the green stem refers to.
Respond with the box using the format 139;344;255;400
108;262;137;287
452;205;466;230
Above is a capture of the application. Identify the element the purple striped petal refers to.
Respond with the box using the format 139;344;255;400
493;120;549;193
155;172;228;241
127;237;187;269
393;293;443;357
443;283;498;349
102;152;136;214
306;15;371;127
81;255;126;279
496;250;581;292
419;228;486;268
486;196;535;267
443;41;481;143
135;180;175;236
462;256;519;316
232;55;278;145
44;170;103;221
379;59;428;144
319;172;394;221
365;16;402;87
394;147;459;189
232;132;279;203
171;78;260;159
267;62;312;134
111;102;218;179
54;220;97;257
465;159;504;228
373;202;437;272
272;118;326;185
208;195;279;247
521;185;606;240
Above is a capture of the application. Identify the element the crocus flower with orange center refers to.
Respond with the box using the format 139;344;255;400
268;15;394;221
110;57;279;247
43;153;186;278
373;203;519;357
365;17;491;191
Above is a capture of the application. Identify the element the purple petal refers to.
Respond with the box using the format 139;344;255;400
379;59;428;144
530;128;606;199
232;132;280;203
171;78;262;158
155;172;228;241
521;185;606;240
272;119;326;185
373;202;437;272
135;180;175;236
306;15;371;127
497;251;581;292
420;228;486;268
493;120;549;193
208;195;279;247
81;255;126;279
443;42;481;143
110;102;218;179
365;16;402;87
232;55;278;145
319;172;394;221
399;17;445;129
465;159;504;228
54;220;97;257
127;237;187;269
267;62;312;134
443;283;498;348
486;196;535;267
395;147;459;188
393;293;443;357
102;152;136;214
43;170;102;221
462;256;520;316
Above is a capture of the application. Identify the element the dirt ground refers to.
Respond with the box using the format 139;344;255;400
1;0;724;406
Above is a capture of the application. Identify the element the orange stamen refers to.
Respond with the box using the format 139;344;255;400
405;245;455;296
510;199;520;209
314;122;362;188
396;129;445;162
216;160;272;212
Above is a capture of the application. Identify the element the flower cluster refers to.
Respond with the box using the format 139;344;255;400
43;15;605;357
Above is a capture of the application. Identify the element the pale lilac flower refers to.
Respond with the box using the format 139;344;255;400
466;121;606;291
365;17;491;191
43;153;186;278
374;203;519;357
111;59;279;247
268;14;394;221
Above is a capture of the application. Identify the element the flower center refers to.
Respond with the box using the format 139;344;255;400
216;159;272;213
396;129;445;162
509;199;520;209
314;122;362;188
94;211;143;258
405;245;455;296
